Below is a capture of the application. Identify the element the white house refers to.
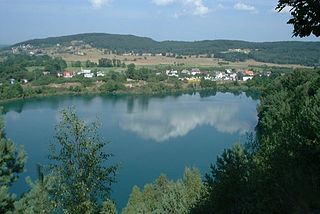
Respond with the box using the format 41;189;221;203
181;69;191;75
215;72;225;80
166;70;179;77
84;73;94;78
10;79;16;84
21;79;29;84
243;76;253;81
191;68;201;76
97;71;105;77
229;73;237;81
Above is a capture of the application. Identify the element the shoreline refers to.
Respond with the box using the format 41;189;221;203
0;84;262;105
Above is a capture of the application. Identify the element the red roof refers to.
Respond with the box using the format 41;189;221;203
244;70;254;76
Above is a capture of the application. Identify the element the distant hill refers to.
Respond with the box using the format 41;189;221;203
0;44;9;49
13;33;320;66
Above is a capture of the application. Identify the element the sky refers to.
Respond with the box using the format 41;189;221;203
0;0;318;44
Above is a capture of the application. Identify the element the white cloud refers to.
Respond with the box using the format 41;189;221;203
185;0;209;16
234;2;258;14
89;0;110;9
152;0;209;16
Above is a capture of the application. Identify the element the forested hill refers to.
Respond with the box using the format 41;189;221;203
13;33;320;66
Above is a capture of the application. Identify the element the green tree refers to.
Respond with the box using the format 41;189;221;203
123;168;204;214
13;174;55;214
48;109;118;213
276;0;320;37
126;63;135;79
99;58;113;67
253;70;320;212
199;144;250;213
72;61;82;67
0;114;26;213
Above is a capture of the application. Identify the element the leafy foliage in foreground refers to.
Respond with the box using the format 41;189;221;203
277;0;320;37
0;114;26;214
123;168;205;214
194;69;320;213
48;109;118;213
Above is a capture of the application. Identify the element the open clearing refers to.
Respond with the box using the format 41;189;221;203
50;47;310;70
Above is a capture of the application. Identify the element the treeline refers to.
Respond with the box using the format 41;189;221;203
71;58;125;68
123;69;320;213
13;33;320;66
0;53;67;81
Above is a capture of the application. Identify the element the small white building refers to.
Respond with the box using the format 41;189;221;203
84;73;94;78
243;76;253;81
10;79;16;84
229;73;237;81
215;72;225;80
181;69;191;75
21;79;29;84
97;71;105;77
191;68;201;76
166;70;179;77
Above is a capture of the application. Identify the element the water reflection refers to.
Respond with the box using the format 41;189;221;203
120;94;257;142
2;93;258;143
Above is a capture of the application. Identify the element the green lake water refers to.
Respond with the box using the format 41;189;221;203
2;92;258;210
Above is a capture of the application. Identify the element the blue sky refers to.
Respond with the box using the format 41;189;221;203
0;0;318;44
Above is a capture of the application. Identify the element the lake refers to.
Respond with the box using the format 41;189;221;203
2;92;258;211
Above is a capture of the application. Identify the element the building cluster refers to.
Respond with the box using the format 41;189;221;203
164;68;272;83
57;68;105;79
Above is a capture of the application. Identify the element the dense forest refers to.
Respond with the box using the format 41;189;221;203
12;33;320;66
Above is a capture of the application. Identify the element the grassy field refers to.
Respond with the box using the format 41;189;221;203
48;47;311;70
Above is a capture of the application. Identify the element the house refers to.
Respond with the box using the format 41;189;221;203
10;79;16;84
263;71;272;77
243;76;253;81
21;79;28;84
63;71;74;78
97;71;105;77
84;73;94;78
215;72;225;80
229;73;237;81
181;69;191;75
166;70;179;77
244;70;255;76
191;68;201;76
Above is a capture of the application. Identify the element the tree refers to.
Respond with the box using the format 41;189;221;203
200;144;250;213
276;0;320;37
72;61;82;67
123;168;204;214
99;58;113;67
126;63;136;79
253;70;320;212
48;108;118;213
13;175;55;214
0;113;26;213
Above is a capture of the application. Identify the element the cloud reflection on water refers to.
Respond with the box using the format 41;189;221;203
120;95;257;142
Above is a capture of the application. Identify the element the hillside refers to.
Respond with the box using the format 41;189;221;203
13;33;320;66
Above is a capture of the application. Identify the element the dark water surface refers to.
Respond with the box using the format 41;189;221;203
3;92;258;210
